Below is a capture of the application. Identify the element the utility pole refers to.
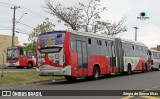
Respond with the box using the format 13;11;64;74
133;27;139;41
11;6;20;46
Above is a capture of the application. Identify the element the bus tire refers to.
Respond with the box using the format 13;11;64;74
145;64;148;72
65;76;76;82
127;64;132;75
86;76;93;80
142;64;146;73
151;67;154;71
16;66;22;69
27;62;33;69
92;66;100;79
156;65;160;71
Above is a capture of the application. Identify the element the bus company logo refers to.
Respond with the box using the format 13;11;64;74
2;91;11;96
137;12;149;20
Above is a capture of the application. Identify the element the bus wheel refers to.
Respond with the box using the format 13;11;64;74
142;64;146;73
27;62;33;69
145;64;148;72
159;65;160;71
151;67;154;71
127;64;132;75
65;76;76;82
93;66;100;79
16;66;22;69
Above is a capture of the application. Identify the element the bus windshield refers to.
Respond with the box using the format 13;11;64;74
38;32;65;53
7;47;19;60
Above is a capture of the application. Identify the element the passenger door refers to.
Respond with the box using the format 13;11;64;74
109;41;117;73
77;41;88;76
19;48;27;66
115;38;124;72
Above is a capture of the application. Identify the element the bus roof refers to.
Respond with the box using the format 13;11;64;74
150;49;160;52
38;30;148;48
7;45;23;49
70;30;147;47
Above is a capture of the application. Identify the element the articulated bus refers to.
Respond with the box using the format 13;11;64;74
6;46;36;68
36;30;150;81
150;49;160;71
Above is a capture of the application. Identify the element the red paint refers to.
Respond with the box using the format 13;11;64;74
133;58;148;71
6;46;36;67
37;31;149;78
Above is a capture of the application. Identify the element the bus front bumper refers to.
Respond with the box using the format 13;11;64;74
36;66;71;76
6;61;19;67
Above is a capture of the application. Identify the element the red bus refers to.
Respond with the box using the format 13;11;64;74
6;46;36;68
36;30;150;81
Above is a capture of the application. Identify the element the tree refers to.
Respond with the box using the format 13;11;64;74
28;18;55;42
24;18;55;52
23;41;36;52
44;0;127;36
96;16;127;36
45;0;107;32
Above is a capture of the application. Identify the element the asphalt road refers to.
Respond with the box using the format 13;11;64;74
0;71;160;99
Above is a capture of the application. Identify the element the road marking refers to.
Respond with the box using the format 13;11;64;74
140;96;160;99
121;96;134;99
152;86;159;89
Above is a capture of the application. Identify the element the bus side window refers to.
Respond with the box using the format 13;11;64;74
88;38;92;44
20;48;24;55
70;34;76;52
27;51;34;58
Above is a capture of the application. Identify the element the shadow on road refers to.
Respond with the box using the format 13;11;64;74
44;71;157;85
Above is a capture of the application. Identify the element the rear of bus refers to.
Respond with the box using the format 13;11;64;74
36;31;72;76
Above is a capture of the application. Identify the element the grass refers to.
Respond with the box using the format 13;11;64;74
0;71;64;87
0;65;4;69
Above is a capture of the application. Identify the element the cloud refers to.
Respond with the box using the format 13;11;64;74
0;0;160;48
138;24;160;48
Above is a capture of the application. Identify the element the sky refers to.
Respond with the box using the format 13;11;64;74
0;0;160;48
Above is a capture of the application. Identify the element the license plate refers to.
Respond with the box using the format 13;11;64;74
10;64;15;66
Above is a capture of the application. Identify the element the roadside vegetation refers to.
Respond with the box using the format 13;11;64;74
0;71;63;87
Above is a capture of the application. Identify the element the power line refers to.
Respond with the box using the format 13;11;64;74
0;25;12;28
0;20;12;23
21;7;46;19
16;31;30;35
0;2;56;22
0;2;14;6
0;4;11;7
17;22;34;28
0;2;46;20
0;17;12;20
16;28;31;33
0;28;11;30
18;9;45;21
15;13;28;26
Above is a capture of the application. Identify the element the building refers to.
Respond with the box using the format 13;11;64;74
150;45;160;51
0;34;18;65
